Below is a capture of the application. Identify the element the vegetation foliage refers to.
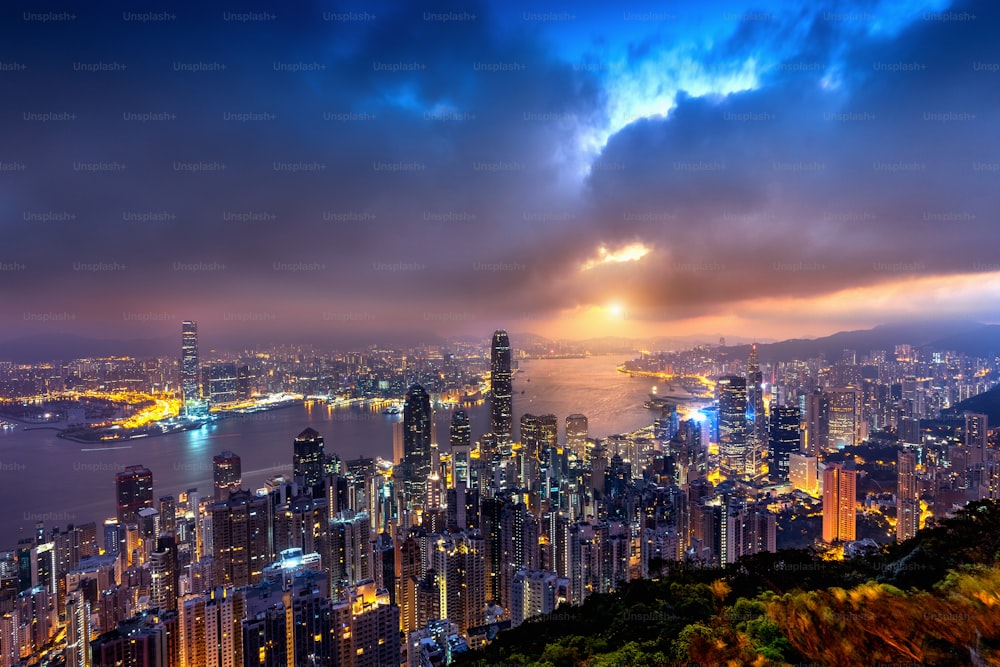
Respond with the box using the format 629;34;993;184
456;500;1000;666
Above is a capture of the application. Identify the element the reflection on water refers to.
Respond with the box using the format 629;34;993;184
0;356;659;542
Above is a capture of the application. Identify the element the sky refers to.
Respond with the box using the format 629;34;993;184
1;0;998;350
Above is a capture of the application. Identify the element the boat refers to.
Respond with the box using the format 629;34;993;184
382;405;403;415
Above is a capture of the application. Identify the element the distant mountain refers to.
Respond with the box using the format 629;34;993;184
0;334;176;363
944;386;1000;424
725;320;994;363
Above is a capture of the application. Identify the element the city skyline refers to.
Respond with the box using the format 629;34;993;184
3;1;1000;664
2;0;998;348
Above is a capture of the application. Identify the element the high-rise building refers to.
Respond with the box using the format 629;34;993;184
181;320;200;411
213;450;242;501
450;411;472;488
803;389;829;455
897;450;919;542
746;344;767;476
292;427;326;490
206;362;239;406
400;385;433;505
450;410;471;449
338;580;401;667
149;537;177;612
490;330;513;447
65;590;91;667
788;453;818;494
565;414;588;461
965;413;988;467
115;465;153;525
209;489;272;588
822;464;857;543
330;510;374;599
236;364;254;401
827;387;862;449
717;376;748;476
158;496;176;535
509;569;568;628
768;405;800;483
520;413;558;462
429;531;486;636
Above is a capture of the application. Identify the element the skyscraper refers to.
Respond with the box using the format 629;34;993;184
822;463;857;543
209;489;271;588
803;389;829;456
206;362;238;406
565;413;589;461
520;413;558;462
450;410;471;449
965;412;988;467
450;410;472;489
490;330;513;447
292;427;326;490
827;387;862;449
429;531;486;636
65;590;91;667
768;405;800;483
115;465;153;525
897;450;919;542
401;384;433;504
717;376;748;476
746;344;767;476
181;320;199;411
213;450;242;501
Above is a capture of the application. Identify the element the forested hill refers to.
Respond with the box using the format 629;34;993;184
457;500;1000;666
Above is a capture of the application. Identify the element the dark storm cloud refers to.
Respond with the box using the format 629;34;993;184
574;0;1000;321
0;0;605;339
0;0;996;343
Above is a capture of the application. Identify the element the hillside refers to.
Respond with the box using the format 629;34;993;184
457;500;1000;667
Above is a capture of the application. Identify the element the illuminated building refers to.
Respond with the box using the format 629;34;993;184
827;387;862;449
149;536;177;612
115;465;153;525
330;510;374;599
520;413;558;463
273;494;330;564
897;450;919;542
181;320;200;412
339;580;401;667
213;450;242;502
822;463;857;543
292;427;326;490
768;405;800;483
158;496;176;535
206;362;238;406
236;364;254;400
450;410;471;449
746;344;767;476
429;531;487;636
789;453;818;495
400;384;433;505
965;412;988;467
510;569;569;628
450;410;472;487
566;413;588;461
209;490;271;588
803;389;829;455
490;330;513;448
65;590;91;667
717;376;748;476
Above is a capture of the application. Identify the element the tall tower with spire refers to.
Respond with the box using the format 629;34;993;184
746;343;767;477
